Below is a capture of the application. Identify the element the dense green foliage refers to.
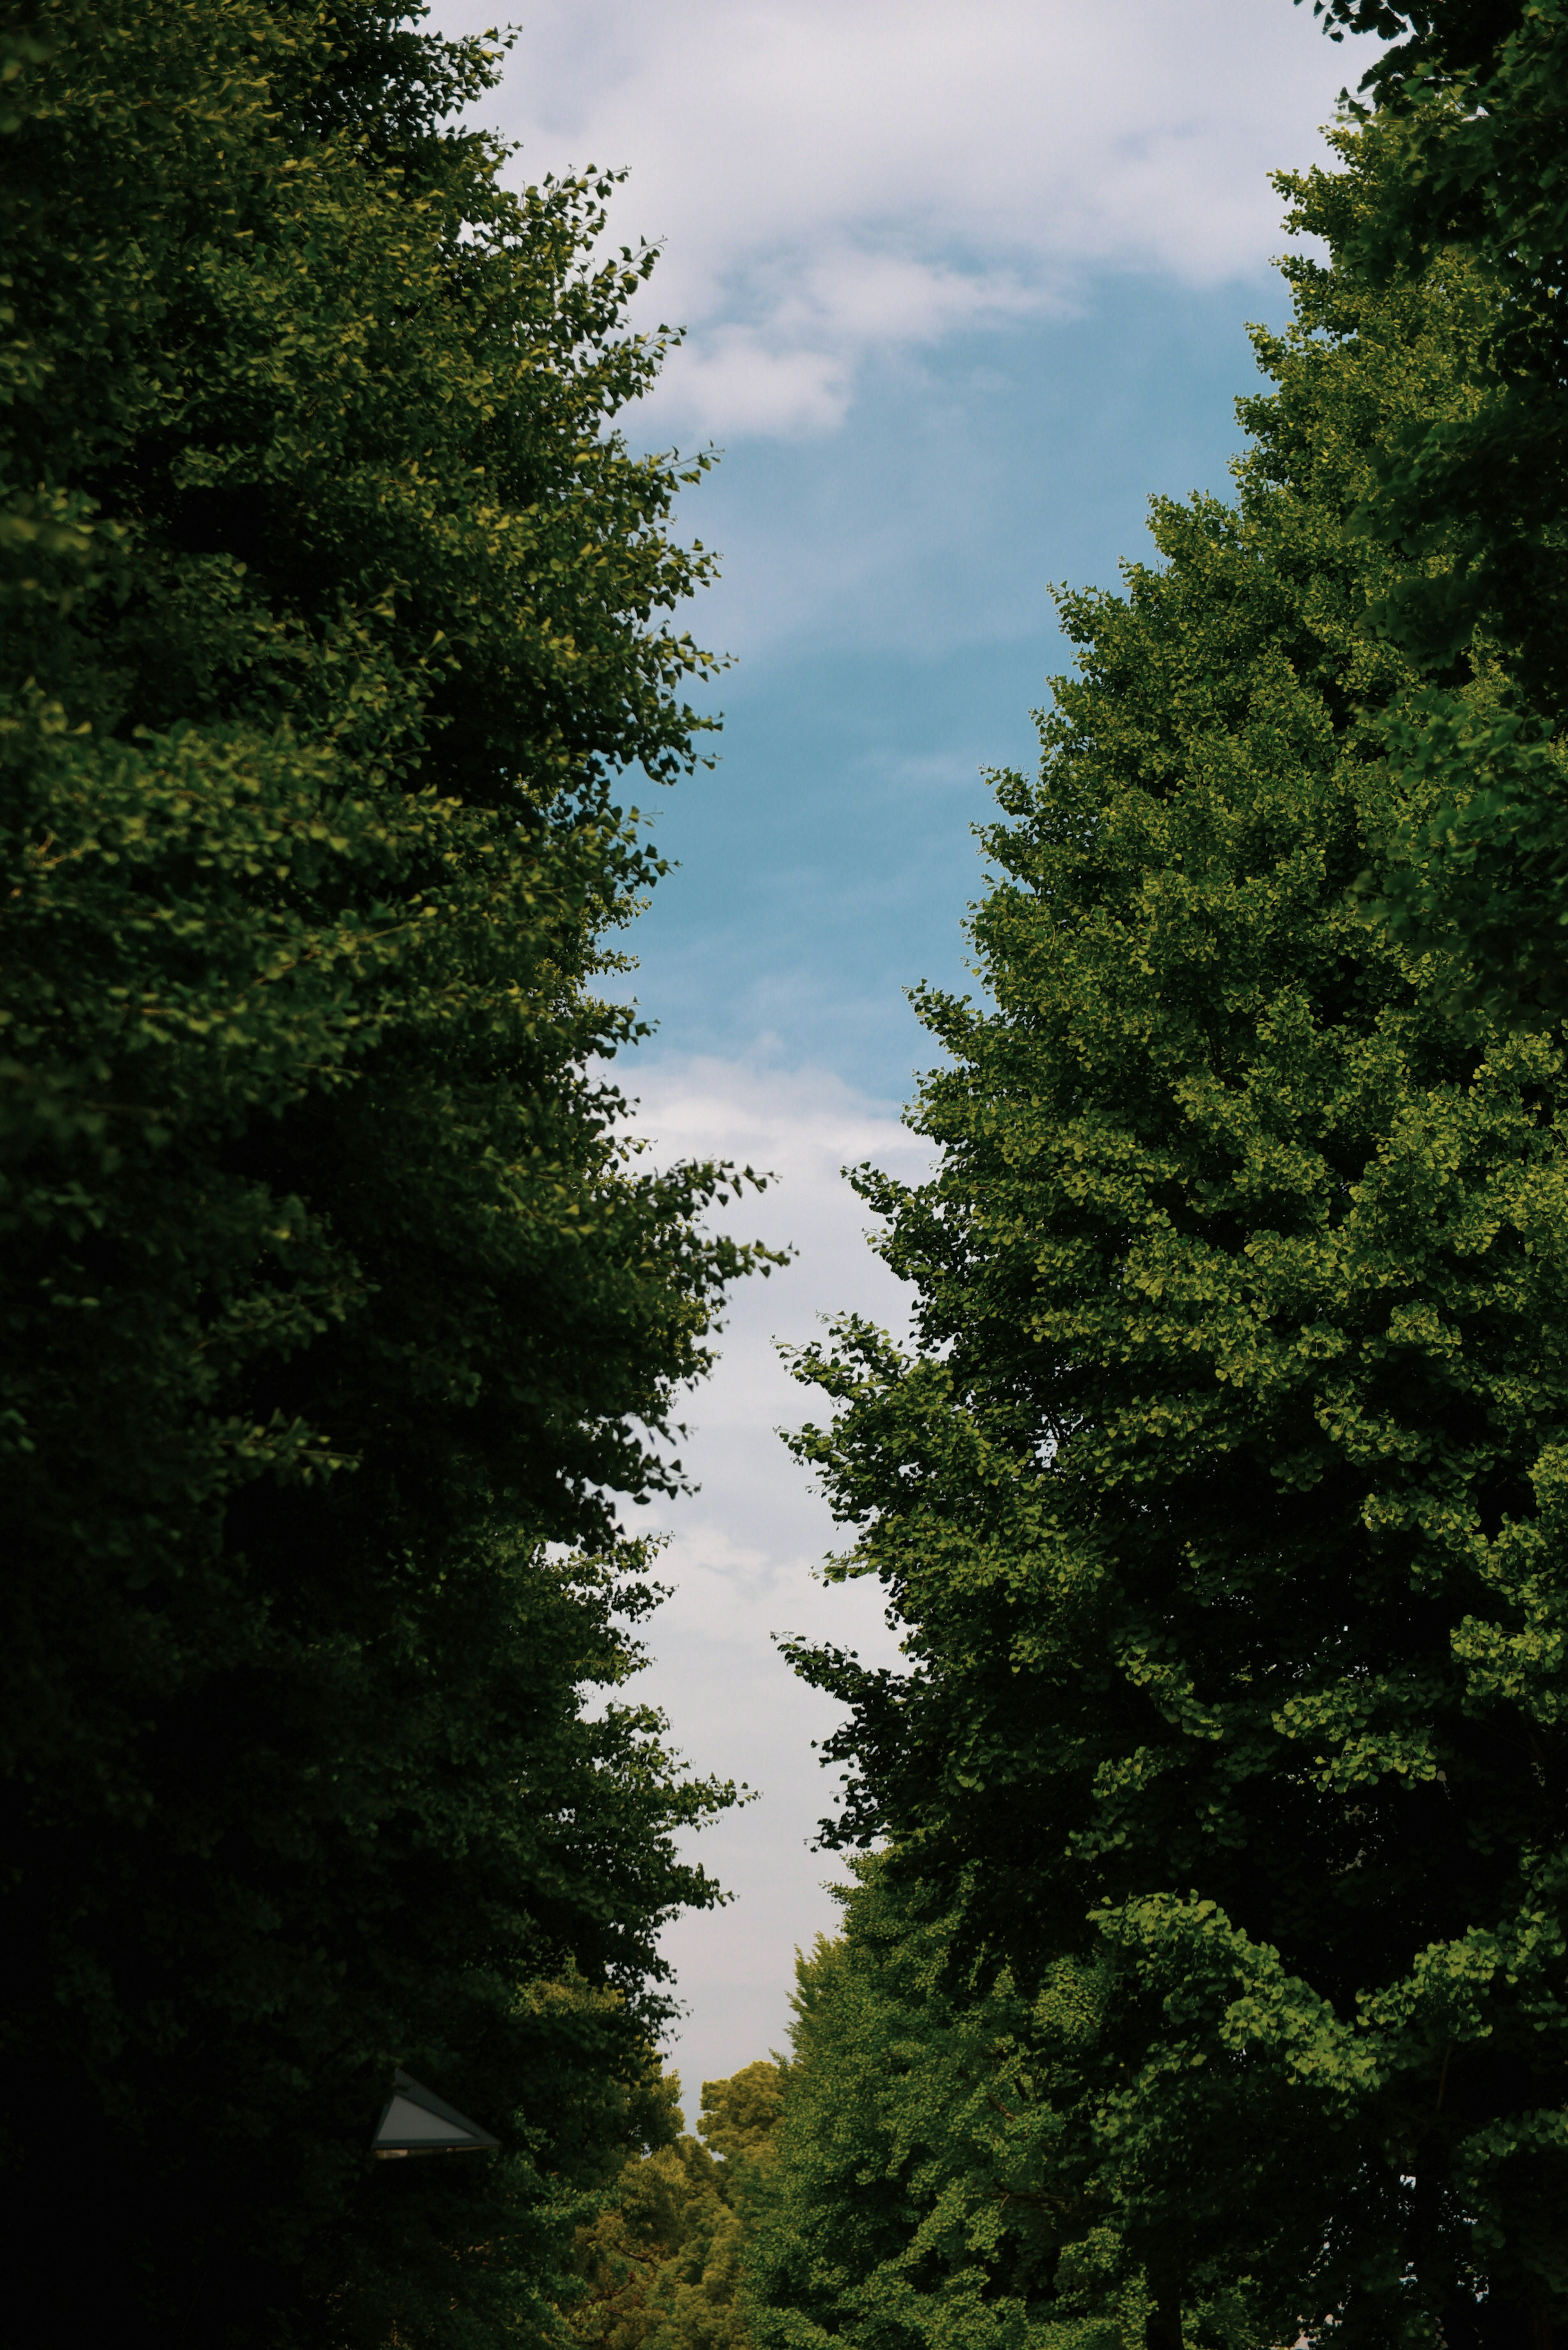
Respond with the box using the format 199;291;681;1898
572;2062;785;2350
1;4;765;2342
781;127;1568;2350
752;1865;1163;2350
1296;0;1568;1019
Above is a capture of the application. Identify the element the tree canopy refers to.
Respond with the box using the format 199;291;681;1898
571;2061;786;2350
749;1864;1139;2350
1294;0;1568;1020
1;4;765;2342
781;118;1568;2350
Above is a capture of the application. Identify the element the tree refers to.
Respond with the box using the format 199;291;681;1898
1294;0;1568;1021
572;2062;786;2350
783;123;1568;2350
1;4;766;2341
751;1862;1171;2350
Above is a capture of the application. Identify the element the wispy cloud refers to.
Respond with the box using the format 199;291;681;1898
654;247;1056;435
436;0;1358;435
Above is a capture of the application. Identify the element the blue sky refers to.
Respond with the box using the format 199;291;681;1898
625;273;1299;1096
431;0;1367;2111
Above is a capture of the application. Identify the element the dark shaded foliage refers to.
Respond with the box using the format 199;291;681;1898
1;5;769;2341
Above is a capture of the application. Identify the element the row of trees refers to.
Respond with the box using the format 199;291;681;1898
2;3;771;2343
743;6;1568;2350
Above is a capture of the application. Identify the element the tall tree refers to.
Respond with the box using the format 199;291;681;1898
1;4;764;2342
784;124;1568;2350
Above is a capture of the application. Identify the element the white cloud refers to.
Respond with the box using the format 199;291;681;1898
432;0;1361;435
609;1053;931;2101
655;248;1053;435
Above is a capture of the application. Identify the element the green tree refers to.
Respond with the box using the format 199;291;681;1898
1294;0;1568;1020
1;3;766;2341
783;125;1568;2350
751;1862;1212;2350
572;2062;786;2350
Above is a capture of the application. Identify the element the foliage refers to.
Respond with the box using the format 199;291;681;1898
1;3;768;2342
782;124;1568;2350
570;2062;786;2350
750;1862;1172;2350
1294;0;1568;1018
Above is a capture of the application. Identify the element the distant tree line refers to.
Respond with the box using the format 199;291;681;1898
569;2060;785;2350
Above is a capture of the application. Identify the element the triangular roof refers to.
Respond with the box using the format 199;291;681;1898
371;2067;500;2156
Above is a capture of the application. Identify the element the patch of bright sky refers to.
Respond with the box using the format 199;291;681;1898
427;0;1370;2113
